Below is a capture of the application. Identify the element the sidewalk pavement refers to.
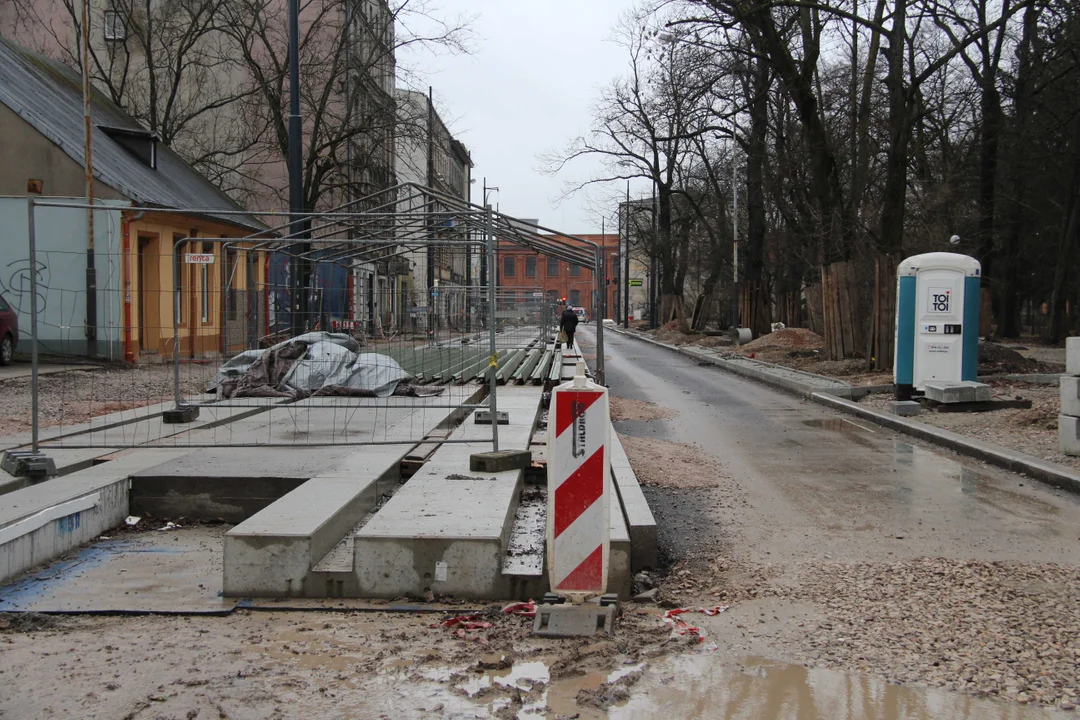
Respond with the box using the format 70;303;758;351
612;326;1080;495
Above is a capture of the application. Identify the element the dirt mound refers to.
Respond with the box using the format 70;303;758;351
610;396;676;422
619;434;726;488
978;342;1041;374
737;328;824;354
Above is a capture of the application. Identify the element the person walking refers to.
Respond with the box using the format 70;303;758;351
559;304;579;352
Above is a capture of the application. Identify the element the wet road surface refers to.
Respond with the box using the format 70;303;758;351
583;325;1080;569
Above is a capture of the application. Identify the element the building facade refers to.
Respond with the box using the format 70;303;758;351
383;88;473;333
0;38;270;360
496;234;617;321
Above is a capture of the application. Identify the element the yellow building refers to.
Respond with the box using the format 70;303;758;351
0;37;272;361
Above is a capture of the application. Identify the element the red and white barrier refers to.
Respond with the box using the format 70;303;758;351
547;360;610;600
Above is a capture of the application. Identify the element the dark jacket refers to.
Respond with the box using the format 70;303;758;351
559;308;579;332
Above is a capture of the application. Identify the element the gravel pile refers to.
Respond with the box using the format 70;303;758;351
799;558;1080;709
0;364;218;434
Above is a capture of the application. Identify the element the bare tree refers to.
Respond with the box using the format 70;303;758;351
6;0;267;201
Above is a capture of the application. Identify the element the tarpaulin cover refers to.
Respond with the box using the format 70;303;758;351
210;332;437;399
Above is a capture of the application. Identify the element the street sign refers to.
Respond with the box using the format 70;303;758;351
184;253;214;264
629;279;642;287
547;361;611;601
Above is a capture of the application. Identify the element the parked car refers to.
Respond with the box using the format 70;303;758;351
0;294;17;365
573;306;589;324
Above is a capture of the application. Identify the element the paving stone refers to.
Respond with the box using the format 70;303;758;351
891;401;922;417
1068;337;1080;376
924;381;974;404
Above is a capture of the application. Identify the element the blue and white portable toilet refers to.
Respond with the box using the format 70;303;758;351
894;252;981;400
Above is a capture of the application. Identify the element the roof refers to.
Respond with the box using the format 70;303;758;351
0;37;267;232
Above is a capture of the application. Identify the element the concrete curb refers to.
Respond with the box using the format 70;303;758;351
608;327;857;399
813;392;1080;494
611;327;1080;494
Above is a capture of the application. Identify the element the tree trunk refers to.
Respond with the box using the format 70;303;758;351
1046;120;1080;344
1000;2;1040;338
976;83;1002;311
878;0;910;256
744;56;772;338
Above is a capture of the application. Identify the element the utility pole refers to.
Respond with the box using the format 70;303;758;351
427;87;436;339
649;184;658;329
623;181;630;328
80;0;97;356
732;148;740;330
287;0;306;337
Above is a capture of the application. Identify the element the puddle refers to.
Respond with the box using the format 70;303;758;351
374;653;1068;718
802;418;879;448
615;656;1067;719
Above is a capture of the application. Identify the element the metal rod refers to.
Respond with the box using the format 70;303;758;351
172;238;183;408
80;0;97;358
27;197;40;453
595;244;606;386
486;202;499;452
288;0;306;337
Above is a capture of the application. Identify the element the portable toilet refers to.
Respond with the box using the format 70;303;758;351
893;252;981;400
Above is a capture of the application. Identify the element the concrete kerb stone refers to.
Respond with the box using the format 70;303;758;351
1060;415;1080;457
1061;376;1080;418
608;328;856;399
1066;337;1080;376
612;327;1080;496
814;392;1080;494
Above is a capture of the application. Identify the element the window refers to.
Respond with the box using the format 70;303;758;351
104;10;126;41
503;256;515;277
569;263;581;277
547;258;559;277
525;256;536;277
570;290;581;307
0;296;9;312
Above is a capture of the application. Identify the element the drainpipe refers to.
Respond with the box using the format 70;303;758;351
121;210;145;365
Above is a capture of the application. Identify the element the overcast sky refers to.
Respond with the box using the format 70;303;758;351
399;0;636;234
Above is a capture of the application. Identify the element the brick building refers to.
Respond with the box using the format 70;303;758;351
497;233;618;320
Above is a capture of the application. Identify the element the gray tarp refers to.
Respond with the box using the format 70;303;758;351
210;332;437;399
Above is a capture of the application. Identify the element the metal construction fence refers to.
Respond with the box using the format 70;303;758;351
8;184;605;458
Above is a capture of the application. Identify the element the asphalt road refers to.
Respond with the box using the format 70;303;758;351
580;325;1080;571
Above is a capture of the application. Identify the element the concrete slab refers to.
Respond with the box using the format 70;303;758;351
1062;376;1080;418
609;433;658;573
891;400;923;417
924;381;974;404
161;390;479;447
0;449;191;584
223;444;413;597
1068;337;1080;376
1060;415;1080;457
354;387;542;599
0;362;85;380
532;602;616;637
962;381;993;403
222;389;486;598
0;527;235;613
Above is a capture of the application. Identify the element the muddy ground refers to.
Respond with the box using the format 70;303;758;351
3;327;1080;719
